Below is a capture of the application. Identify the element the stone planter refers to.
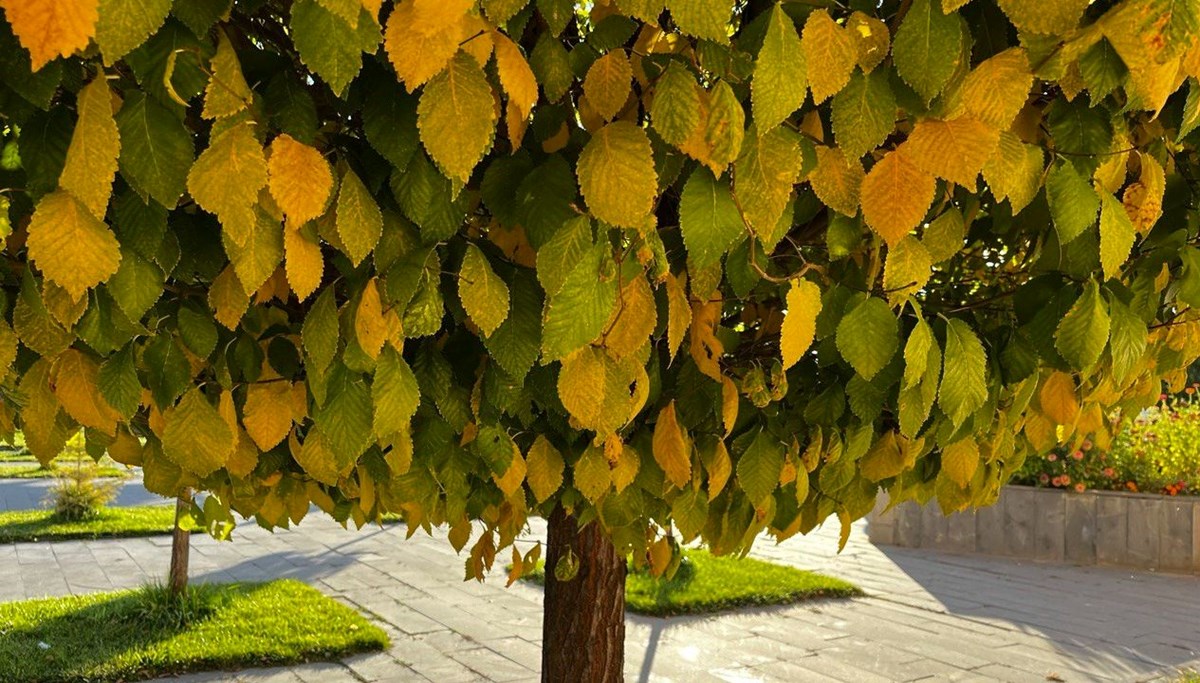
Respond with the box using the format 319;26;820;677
866;485;1200;574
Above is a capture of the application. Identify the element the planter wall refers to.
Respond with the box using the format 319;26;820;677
866;485;1200;574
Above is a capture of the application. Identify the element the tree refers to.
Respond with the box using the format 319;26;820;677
0;0;1198;678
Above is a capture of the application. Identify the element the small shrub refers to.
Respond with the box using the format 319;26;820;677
1016;392;1200;496
127;583;215;630
46;467;117;521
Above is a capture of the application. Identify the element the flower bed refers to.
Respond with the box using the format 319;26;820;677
1014;393;1200;497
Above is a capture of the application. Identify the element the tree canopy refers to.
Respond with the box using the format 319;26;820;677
0;0;1198;578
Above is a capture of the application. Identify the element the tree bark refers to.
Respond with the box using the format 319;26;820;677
541;506;627;682
168;488;191;598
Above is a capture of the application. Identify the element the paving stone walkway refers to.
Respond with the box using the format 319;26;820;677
2;480;1198;682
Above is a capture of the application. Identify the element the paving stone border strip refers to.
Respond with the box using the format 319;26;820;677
866;485;1200;574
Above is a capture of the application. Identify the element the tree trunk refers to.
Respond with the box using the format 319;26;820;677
541;506;627;682
168;488;191;598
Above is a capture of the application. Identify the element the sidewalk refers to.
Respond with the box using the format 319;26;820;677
1;478;1197;682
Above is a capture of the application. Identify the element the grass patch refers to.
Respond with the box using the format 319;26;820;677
522;549;860;616
0;580;388;683
0;463;130;479
0;506;176;543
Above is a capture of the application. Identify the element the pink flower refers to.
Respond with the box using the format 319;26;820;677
1039;473;1050;484
1074;483;1085;493
1071;450;1084;461
1061;475;1071;485
1103;467;1116;478
1048;453;1058;462
1081;440;1093;451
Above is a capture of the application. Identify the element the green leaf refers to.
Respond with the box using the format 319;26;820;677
752;4;805;131
373;345;420;437
530;33;574;102
733;125;806;251
542;242;618;361
303;287;341;374
290;0;380;96
1077;39;1127;104
679;167;743;270
651;61;700;146
892;0;963;103
313;364;373;461
223;208;283;293
574;444;612;503
98;345;142;419
417;52;498;184
336;168;383;266
671;487;708;541
538;218;593;297
106;249;163;321
484;270;543;382
473;424;516;476
831;69;896;160
162;388;234;477
1055;280;1110;371
178;304;218;358
835;297;898;380
938;318;988;427
115;91;194;208
1108;298;1146;384
362;75;420;170
737;427;783;505
96;0;172;65
459;243;510;337
1046;161;1099;244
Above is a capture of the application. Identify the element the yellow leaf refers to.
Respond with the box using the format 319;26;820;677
611;439;640;493
665;270;691;361
940;437;979;487
557;347;610;432
26;190;122;300
603;273;656;359
220;390;260;478
689;296;724;381
335;167;383;266
203;31;253;119
780;279;821;370
355;278;386;360
1123;152;1165;235
958;48;1032;130
161;387;235;477
384;0;462;89
209;265;250;330
652;401;691;488
187;124;268;246
1039;371;1080;426
577;121;658;229
19;360;71;465
412;0;471;32
1;0;98;69
846;11;889;73
802;9;857;104
493;31;538;140
243;381;294;451
703;437;731;500
583;49;632;122
808;145;864;217
417;52;498;183
526;435;564;503
860;147;937;245
493;443;526;498
904;116;1000;188
268;134;333;225
52;348;119;435
43;281;87;328
720;375;738;437
284;226;323;301
59;77;120;219
982;131;1044;214
883;236;933;303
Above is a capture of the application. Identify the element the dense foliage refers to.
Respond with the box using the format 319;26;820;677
1018;391;1200;496
0;0;1199;578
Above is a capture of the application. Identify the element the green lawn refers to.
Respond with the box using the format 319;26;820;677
523;548;860;616
0;464;131;479
0;580;388;683
0;506;177;543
